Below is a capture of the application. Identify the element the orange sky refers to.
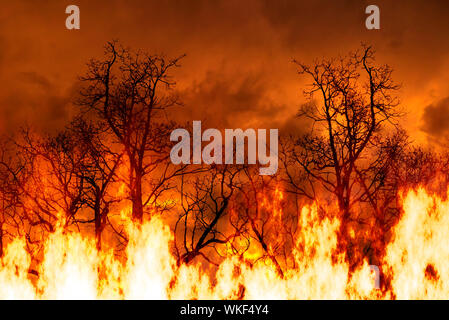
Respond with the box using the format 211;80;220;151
1;0;449;146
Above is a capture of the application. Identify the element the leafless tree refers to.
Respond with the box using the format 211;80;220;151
290;45;405;260
77;41;185;222
174;164;243;265
0;140;25;257
229;166;297;278
68;117;124;250
16;129;86;230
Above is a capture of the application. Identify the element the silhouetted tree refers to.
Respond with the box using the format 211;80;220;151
17;129;86;230
291;45;405;259
174;164;243;265
230;167;289;277
68;117;123;250
77;41;185;222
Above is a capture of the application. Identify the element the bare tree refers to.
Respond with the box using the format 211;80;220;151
290;45;405;258
0;140;25;257
230;168;289;278
68;117;123;250
16;129;86;230
77;41;185;222
174;164;243;265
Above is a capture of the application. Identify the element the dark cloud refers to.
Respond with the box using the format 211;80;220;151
177;68;292;130
421;96;449;140
0;71;72;134
19;72;52;90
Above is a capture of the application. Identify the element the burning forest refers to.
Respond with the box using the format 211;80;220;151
0;40;448;300
1;1;449;301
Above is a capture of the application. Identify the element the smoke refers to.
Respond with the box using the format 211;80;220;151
421;96;449;143
0;0;448;141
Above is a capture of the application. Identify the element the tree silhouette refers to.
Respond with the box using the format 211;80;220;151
77;41;185;222
174;164;243;265
230;167;288;278
68;117;123;250
0;40;439;280
290;45;405;258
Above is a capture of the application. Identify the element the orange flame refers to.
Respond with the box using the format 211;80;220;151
1;186;449;299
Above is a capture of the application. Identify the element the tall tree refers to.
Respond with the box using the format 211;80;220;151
77;41;185;222
290;45;405;253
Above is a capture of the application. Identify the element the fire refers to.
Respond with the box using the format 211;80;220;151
0;239;36;299
1;185;449;299
384;188;449;299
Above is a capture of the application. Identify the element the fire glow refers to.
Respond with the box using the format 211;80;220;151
0;187;447;299
0;41;446;301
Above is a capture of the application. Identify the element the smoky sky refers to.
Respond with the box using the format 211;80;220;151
0;0;449;143
422;96;449;141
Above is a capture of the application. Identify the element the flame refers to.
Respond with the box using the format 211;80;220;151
383;188;449;299
2;184;449;299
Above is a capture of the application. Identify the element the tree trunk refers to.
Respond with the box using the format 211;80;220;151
0;223;3;258
337;193;354;262
131;171;144;222
94;192;102;251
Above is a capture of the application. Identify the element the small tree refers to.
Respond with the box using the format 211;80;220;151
68;117;123;250
174;164;242;265
230;167;288;278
